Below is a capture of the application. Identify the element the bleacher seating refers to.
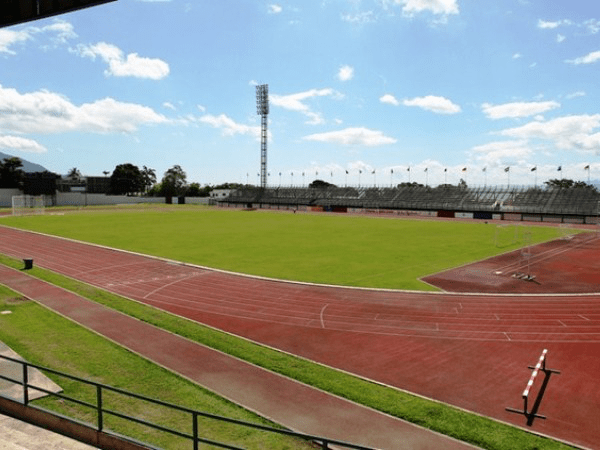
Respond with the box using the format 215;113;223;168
222;185;600;217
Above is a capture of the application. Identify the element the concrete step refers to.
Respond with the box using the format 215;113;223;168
0;414;97;450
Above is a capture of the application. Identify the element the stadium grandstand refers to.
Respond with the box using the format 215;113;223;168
221;184;600;224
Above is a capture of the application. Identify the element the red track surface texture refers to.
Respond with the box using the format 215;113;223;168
1;226;600;449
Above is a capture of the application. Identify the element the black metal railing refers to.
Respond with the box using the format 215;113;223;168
0;354;378;450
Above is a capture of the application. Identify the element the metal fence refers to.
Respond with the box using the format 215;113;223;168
0;354;378;450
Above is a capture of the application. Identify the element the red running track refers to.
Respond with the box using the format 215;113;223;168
1;226;599;449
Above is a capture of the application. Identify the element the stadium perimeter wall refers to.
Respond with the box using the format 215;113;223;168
219;200;598;224
0;190;211;208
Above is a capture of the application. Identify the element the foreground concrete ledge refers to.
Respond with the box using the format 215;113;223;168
0;395;154;450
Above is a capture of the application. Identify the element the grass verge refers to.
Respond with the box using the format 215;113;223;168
0;254;575;450
0;283;317;450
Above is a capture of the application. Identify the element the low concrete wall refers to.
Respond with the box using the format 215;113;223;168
0;396;151;450
0;189;24;207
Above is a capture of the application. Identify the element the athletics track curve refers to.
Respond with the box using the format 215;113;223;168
0;226;599;449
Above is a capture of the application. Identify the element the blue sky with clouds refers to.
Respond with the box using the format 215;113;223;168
1;0;599;187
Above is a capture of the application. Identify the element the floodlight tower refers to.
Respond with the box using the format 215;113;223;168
256;84;269;189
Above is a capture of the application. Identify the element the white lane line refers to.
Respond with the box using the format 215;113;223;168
320;304;329;329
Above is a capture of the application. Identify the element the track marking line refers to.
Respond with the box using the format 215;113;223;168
495;314;500;321
558;320;567;327
143;274;203;299
320;304;329;329
579;315;590;321
504;332;511;341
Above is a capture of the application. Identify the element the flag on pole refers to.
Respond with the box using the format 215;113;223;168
424;167;428;172
345;170;348;174
372;170;375;174
390;168;393;174
482;167;486;172
444;168;447;172
359;170;362;174
531;166;537;171
407;167;410;172
585;165;590;170
504;167;510;172
557;166;562;171
462;167;467;172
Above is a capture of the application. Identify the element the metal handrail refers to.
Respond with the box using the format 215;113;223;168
0;354;378;450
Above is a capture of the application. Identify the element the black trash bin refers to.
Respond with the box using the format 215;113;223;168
23;258;33;270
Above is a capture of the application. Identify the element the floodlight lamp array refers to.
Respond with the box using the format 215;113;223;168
256;84;269;116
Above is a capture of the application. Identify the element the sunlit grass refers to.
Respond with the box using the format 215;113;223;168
2;207;563;290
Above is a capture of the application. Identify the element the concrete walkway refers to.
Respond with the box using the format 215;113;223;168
0;413;96;450
0;264;478;450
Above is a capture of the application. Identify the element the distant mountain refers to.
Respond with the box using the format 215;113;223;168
0;152;48;173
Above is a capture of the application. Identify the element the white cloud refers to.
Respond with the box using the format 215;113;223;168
397;0;459;16
481;101;560;119
499;114;600;152
556;34;566;43
199;114;261;139
566;50;600;65
0;20;77;54
566;91;585;99
337;65;354;81
470;140;533;166
380;94;400;106
537;19;563;29
163;102;176;110
403;95;461;114
271;88;342;125
0;85;168;135
584;19;600;34
303;127;397;146
341;11;376;24
268;4;283;14
0;135;47;153
0;29;30;54
512;53;522;59
75;42;170;80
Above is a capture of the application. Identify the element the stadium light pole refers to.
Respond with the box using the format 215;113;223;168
256;84;269;189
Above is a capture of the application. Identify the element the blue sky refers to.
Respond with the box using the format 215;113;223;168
1;0;599;187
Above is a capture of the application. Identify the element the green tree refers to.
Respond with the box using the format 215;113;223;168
161;165;187;197
544;178;596;190
308;179;336;188
0;157;25;188
67;167;82;182
110;163;143;195
141;166;157;194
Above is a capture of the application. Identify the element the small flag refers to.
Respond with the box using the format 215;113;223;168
407;167;410;172
557;166;562;171
531;166;537;172
359;170;362;174
390;168;393;174
585;165;590;170
462;167;467;172
424;168;428;172
372;170;375;174
504;167;510;172
444;168;447;172
302;172;305;176
345;170;348;174
279;172;282;176
482;167;486;172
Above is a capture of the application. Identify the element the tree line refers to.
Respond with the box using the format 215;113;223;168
0;158;232;197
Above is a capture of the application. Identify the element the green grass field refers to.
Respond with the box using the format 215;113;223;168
2;206;564;290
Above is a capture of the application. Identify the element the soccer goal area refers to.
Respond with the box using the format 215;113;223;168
12;195;45;216
494;223;532;248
